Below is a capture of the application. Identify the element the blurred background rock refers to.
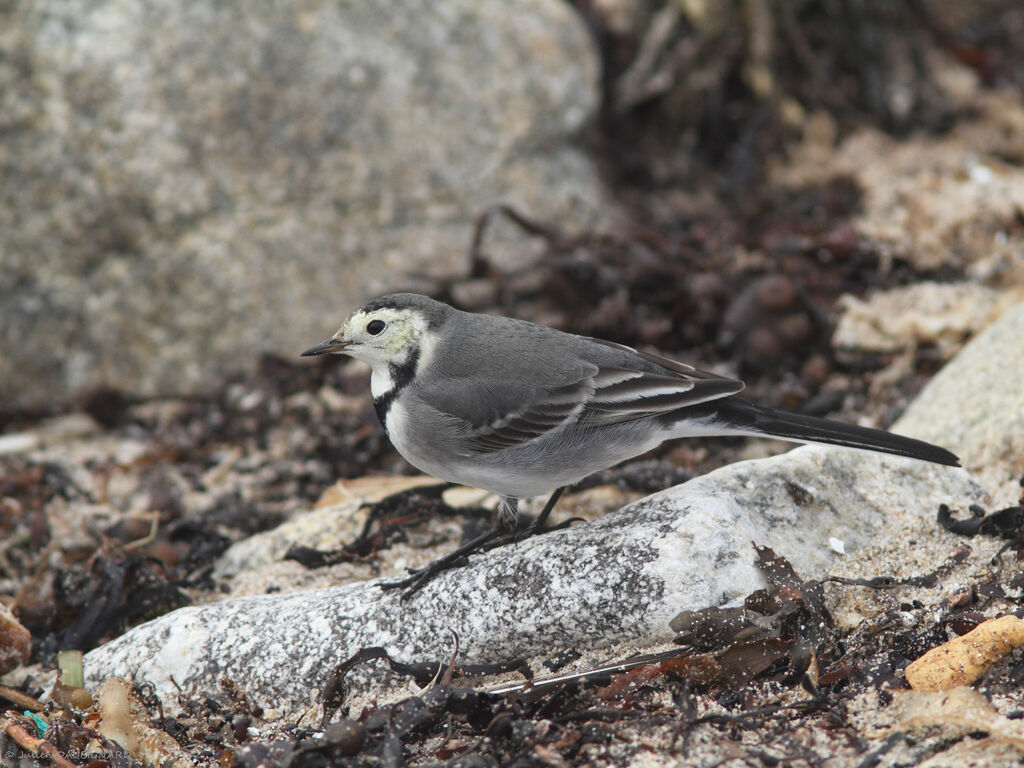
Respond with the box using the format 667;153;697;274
0;0;603;407
1;0;1022;424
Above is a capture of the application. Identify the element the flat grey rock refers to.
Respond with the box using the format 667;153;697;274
0;0;604;407
83;447;980;718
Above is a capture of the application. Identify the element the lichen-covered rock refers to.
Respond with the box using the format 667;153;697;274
0;0;604;407
83;447;979;718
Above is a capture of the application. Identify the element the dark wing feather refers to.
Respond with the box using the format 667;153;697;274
464;379;595;451
418;334;744;454
581;369;742;425
579;339;743;425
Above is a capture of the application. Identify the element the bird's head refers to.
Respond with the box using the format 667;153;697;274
301;293;446;369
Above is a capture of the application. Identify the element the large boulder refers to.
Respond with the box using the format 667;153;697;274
0;0;603;407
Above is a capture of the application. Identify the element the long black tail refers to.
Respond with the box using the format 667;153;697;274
683;397;960;467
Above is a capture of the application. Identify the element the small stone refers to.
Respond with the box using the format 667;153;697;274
800;354;830;387
746;327;783;363
231;716;251;743
324;719;366;756
776;313;813;346
690;273;727;303
70;687;96;710
145;541;182;569
756;275;797;311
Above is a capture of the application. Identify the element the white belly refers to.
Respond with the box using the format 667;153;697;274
383;399;672;499
383;400;544;496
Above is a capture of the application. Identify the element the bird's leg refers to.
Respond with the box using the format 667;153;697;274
482;486;571;550
527;486;565;531
381;488;569;599
380;496;519;598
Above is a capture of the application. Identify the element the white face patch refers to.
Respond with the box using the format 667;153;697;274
336;307;429;370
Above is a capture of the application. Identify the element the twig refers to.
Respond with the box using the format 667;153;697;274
2;717;79;768
0;685;44;711
468;204;563;277
122;510;161;551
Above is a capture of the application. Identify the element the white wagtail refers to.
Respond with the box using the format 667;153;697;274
302;293;959;594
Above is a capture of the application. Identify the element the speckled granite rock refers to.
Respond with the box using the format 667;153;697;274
0;0;604;407
894;300;1024;505
83;447;979;717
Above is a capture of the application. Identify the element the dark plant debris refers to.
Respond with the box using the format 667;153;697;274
575;0;1024;188
285;484;480;570
937;502;1024;540
823;546;972;590
320;645;532;725
8;541;997;768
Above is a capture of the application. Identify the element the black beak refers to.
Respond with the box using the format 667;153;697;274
300;337;350;357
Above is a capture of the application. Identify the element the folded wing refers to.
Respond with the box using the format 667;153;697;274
443;340;744;452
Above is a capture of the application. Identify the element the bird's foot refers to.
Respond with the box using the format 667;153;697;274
488;515;583;549
380;487;571;599
380;525;505;599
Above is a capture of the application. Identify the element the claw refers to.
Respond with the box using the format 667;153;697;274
377;487;569;598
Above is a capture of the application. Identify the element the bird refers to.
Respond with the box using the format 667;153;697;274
301;293;959;595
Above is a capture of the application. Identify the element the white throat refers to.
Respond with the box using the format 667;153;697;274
370;363;396;401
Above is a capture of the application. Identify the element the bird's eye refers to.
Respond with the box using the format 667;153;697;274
366;319;386;336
